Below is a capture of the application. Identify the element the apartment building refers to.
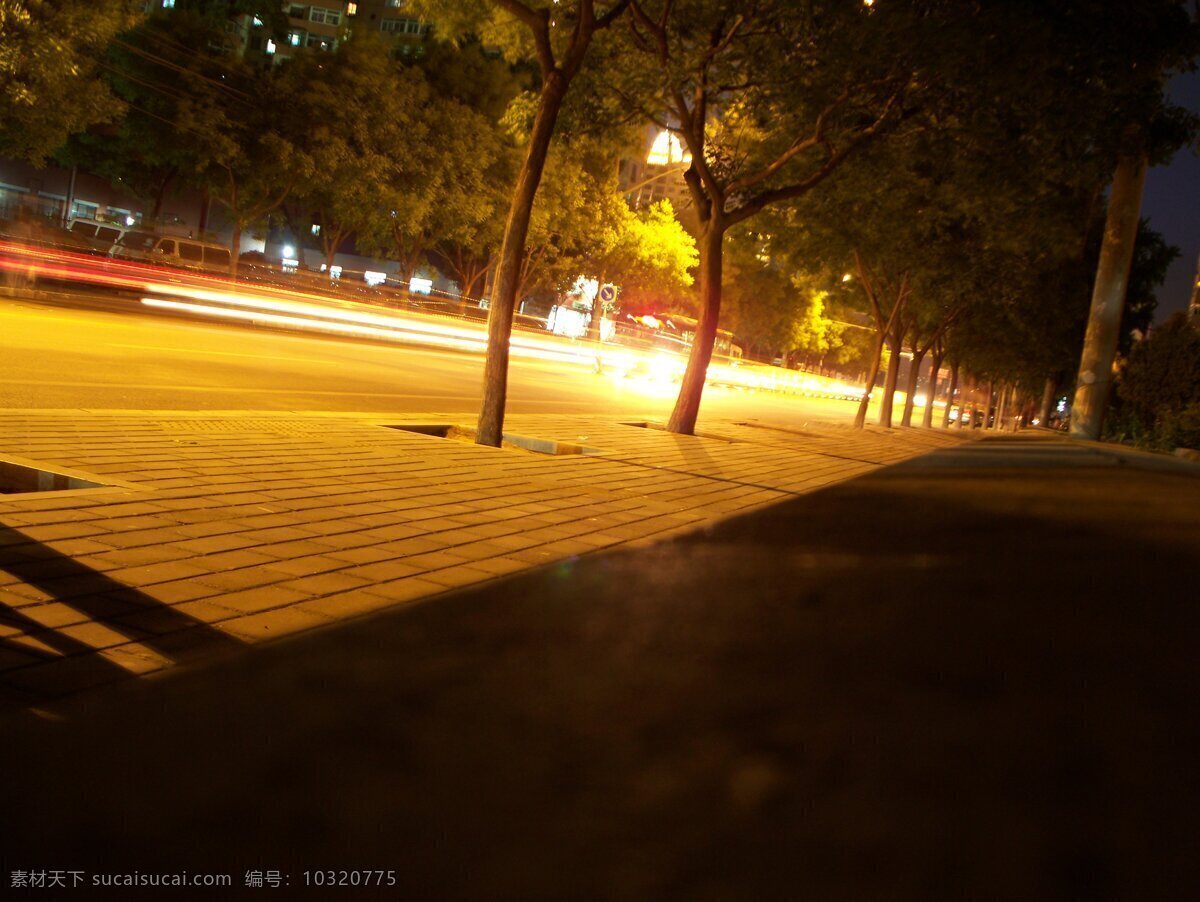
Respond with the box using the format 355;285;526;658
353;0;433;57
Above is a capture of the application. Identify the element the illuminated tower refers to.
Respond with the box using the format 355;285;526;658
1190;251;1200;319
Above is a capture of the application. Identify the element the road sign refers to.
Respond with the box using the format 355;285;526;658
598;284;617;304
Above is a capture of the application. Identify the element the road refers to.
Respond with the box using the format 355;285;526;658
0;295;889;427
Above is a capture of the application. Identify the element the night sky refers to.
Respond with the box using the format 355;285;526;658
1141;70;1200;321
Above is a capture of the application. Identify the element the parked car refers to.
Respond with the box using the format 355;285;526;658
111;233;232;273
67;218;130;254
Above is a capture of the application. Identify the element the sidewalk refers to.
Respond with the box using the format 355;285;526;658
0;408;965;703
2;432;1196;898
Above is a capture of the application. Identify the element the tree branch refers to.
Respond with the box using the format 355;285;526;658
726;90;904;226
596;0;631;30
496;0;555;74
725;88;852;195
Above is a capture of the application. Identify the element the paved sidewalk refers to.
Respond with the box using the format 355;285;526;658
2;433;1195;898
0;408;966;703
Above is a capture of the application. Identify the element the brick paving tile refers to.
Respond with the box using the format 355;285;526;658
190;568;288;593
174;521;246;539
14;523;103;542
401;550;473;571
204;585;311;615
419;565;499;589
173;534;265;555
13;601;92;629
87;545;199;568
338;560;426;583
275;572;373;597
362;576;448;603
58;621;148;651
252;539;342;559
467;557;530;576
188;549;279;571
218;607;331;643
143;580;220;605
104;560;212;586
296;590;402;621
90;528;191;550
173;599;241;623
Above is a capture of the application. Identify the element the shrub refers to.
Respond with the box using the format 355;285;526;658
1110;313;1200;449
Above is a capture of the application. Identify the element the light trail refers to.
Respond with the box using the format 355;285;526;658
2;238;866;402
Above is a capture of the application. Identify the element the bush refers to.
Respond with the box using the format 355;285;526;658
1109;313;1200;449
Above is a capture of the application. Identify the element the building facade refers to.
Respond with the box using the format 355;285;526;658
618;126;696;233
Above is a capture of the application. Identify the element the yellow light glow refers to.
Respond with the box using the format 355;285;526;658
647;130;691;166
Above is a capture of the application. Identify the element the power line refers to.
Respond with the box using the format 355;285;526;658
109;37;256;106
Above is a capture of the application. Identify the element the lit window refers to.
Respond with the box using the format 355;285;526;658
265;38;277;54
347;2;357;15
288;30;303;46
162;0;175;7
252;15;263;26
311;224;321;236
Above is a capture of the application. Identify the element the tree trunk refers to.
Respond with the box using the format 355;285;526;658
152;170;173;223
901;348;926;427
323;226;340;273
853;327;886;429
229;221;241;277
476;73;569;447
667;220;725;435
877;322;904;428
942;362;959;429
923;351;944;428
198;190;210;236
1039;377;1057;427
1071;148;1147;440
995;383;1009;431
586;269;607;342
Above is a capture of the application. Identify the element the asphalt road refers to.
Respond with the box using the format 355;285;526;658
0;294;876;426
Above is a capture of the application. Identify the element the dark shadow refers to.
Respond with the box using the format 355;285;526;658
2;438;1199;895
0;525;242;704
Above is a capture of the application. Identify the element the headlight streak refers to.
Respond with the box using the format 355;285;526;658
3;239;865;401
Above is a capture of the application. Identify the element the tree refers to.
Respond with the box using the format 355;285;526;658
721;234;842;366
278;37;447;273
198;81;306;270
615;0;925;434
0;0;139;164
409;0;631;446
1064;2;1199;439
58;6;307;265
607;200;697;316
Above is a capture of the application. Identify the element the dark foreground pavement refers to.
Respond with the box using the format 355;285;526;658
3;434;1198;900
